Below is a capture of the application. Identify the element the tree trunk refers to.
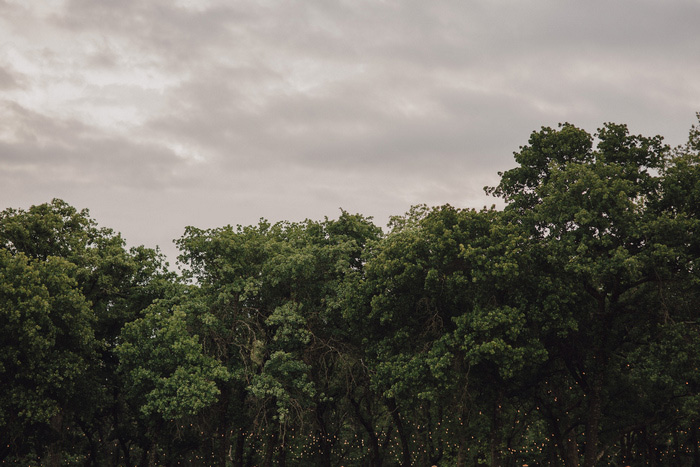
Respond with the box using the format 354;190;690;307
262;431;277;467
47;412;64;467
489;396;503;467
138;440;150;467
216;386;233;466
118;437;132;467
147;443;157;467
350;395;382;467
316;404;332;467
691;421;700;467
582;374;603;467
456;443;467;467
233;428;245;467
562;434;580;467
542;394;578;467
277;441;287;467
386;398;411;467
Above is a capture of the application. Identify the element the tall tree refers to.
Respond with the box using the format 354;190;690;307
174;211;382;466
0;199;175;464
352;204;548;466
0;250;95;464
487;120;700;466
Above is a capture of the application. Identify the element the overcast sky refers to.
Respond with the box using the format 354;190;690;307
2;0;699;264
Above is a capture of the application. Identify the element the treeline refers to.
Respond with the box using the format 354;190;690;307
2;119;700;466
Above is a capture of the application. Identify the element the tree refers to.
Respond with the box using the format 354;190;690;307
352;204;547;467
0;199;176;465
116;298;230;464
2;115;699;465
0;250;95;464
174;211;382;466
487;120;700;466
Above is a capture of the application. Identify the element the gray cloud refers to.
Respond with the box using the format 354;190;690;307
0;66;19;89
0;101;200;190
1;0;699;263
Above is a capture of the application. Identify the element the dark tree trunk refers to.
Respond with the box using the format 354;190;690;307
582;374;603;467
316;404;332;467
553;421;579;467
563;435;580;467
233;429;245;467
690;421;700;467
277;441;287;467
386;398;411;467
262;432;277;467
489;395;503;467
539;389;579;467
215;386;233;466
47;412;64;467
456;443;467;467
138;441;150;467
350;396;382;467
117;438;132;467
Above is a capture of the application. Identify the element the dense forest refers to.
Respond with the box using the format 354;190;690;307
2;119;700;466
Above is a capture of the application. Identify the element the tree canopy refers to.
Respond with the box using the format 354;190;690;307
2;116;699;466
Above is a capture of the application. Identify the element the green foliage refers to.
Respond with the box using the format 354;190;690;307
485;118;700;466
117;304;230;420
2;116;700;465
0;199;177;464
0;250;95;424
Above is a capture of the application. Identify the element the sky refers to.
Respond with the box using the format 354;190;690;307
1;0;699;265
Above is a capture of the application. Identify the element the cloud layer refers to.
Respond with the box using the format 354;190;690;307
2;0;699;262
